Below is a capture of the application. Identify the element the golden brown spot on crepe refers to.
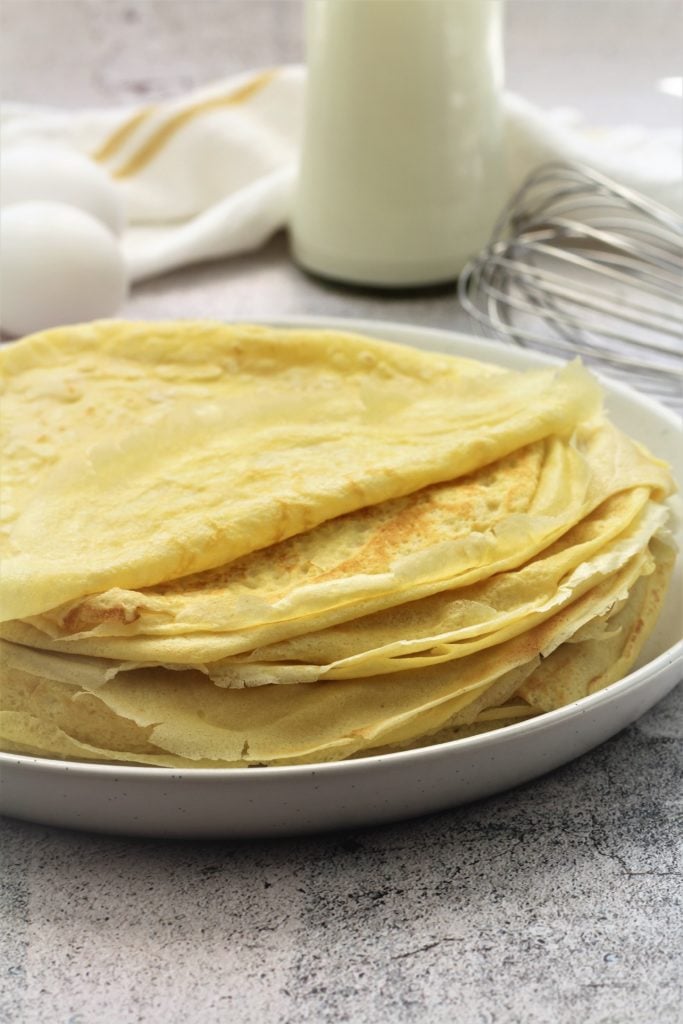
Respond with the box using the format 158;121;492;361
62;604;141;634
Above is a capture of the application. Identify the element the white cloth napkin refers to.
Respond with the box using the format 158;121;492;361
2;65;681;283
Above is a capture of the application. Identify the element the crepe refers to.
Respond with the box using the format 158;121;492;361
0;539;672;767
0;321;676;769
517;540;676;711
13;484;657;685
3;419;672;665
370;540;674;755
0;321;602;621
192;490;667;685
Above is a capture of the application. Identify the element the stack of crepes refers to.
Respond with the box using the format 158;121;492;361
0;322;676;768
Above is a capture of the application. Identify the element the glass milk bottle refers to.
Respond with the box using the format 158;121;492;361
291;0;505;288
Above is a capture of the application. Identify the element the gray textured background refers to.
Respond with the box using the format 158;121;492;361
1;3;682;1022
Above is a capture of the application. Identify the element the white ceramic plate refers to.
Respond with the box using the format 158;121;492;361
1;318;681;838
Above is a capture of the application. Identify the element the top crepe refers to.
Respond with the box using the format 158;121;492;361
7;420;673;667
0;321;604;622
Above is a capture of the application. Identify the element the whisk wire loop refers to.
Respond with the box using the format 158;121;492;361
459;162;683;411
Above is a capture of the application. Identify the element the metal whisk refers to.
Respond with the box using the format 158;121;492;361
458;162;683;411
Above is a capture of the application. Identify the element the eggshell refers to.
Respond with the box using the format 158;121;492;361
0;146;125;235
0;201;129;337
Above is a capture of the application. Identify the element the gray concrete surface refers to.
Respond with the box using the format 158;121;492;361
1;3;682;1022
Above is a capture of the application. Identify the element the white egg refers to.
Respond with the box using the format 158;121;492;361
0;201;129;337
0;145;125;235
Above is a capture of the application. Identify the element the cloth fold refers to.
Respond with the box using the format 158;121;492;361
2;65;681;283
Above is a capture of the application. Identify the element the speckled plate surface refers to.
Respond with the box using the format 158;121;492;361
1;318;681;838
